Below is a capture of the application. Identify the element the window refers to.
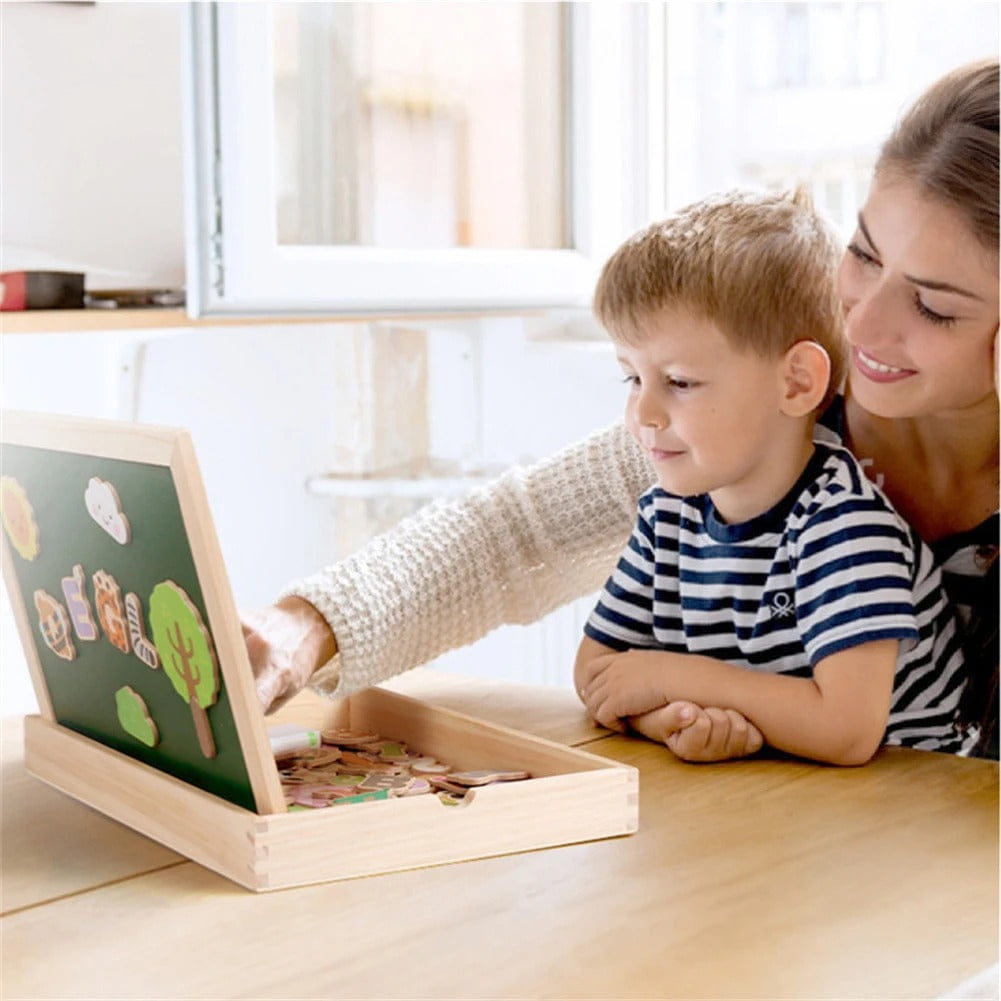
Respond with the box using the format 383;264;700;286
184;2;656;316
660;1;998;239
273;3;568;252
741;2;886;90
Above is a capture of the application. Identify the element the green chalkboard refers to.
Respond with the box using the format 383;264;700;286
1;437;260;811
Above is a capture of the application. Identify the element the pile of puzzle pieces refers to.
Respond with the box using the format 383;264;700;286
276;728;531;810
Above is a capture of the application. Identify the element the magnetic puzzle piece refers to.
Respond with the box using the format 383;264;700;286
93;570;131;653
33;590;76;661
0;476;40;561
319;729;382;750
376;741;410;762
275;728;535;810
331;790;391;806
328;773;367;787
147;580;221;760
115;686;159;747
410;758;452;776
286;746;342;770
84;477;131;545
394;777;433;797
356;773;415;794
426;775;471;796
323;785;366;799
338;749;384;769
446;769;531;787
125;592;160;669
291;785;342;809
61;564;98;642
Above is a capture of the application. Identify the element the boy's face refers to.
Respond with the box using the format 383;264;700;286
615;307;797;522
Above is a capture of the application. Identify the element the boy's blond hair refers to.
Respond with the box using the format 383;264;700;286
593;188;846;412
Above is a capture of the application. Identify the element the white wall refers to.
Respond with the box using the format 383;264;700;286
1;2;185;286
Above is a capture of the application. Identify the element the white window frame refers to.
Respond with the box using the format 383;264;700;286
182;2;660;318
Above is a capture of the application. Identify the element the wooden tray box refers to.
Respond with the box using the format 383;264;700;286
24;687;637;892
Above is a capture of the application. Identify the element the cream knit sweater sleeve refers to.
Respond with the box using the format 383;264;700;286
282;421;654;697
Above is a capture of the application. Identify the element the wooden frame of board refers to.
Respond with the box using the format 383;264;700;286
2;410;638;891
1;409;285;814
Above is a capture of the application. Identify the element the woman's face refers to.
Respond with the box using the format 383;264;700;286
837;171;999;420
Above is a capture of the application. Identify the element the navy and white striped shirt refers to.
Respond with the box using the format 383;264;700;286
584;442;970;753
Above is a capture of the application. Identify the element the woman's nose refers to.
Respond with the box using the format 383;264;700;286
844;281;897;348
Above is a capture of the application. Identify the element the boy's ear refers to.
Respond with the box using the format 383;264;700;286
779;341;830;417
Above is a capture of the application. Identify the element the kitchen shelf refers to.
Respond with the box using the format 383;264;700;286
1;308;363;334
1;307;544;335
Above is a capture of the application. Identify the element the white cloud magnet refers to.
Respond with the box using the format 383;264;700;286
85;477;131;545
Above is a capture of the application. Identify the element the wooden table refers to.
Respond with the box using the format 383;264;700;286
2;669;997;1000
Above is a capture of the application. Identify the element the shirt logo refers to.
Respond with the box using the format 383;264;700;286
769;592;795;619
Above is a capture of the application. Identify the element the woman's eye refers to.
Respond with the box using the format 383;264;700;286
667;377;697;391
620;374;640;387
847;242;879;268
914;294;957;327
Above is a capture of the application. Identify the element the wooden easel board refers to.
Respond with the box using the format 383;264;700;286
4;410;638;891
1;411;284;813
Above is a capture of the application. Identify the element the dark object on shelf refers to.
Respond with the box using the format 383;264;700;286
84;288;186;309
0;271;85;311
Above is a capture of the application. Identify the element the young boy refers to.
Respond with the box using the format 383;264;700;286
574;188;969;765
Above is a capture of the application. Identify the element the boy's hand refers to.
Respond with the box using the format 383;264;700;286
663;705;764;761
575;638;765;759
630;703;764;761
579;648;675;730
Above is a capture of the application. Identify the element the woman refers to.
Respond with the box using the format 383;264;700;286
244;59;999;761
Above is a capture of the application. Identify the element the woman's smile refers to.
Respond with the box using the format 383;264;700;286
853;345;916;383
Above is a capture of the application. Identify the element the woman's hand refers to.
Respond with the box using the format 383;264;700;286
241;596;338;714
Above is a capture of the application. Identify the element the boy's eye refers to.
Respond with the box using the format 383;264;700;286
620;373;698;391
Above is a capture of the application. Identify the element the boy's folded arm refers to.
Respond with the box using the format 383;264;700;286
574;635;633;733
626;640;899;766
574;635;615;692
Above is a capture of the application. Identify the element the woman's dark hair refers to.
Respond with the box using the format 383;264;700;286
876;59;999;253
958;553;999;759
